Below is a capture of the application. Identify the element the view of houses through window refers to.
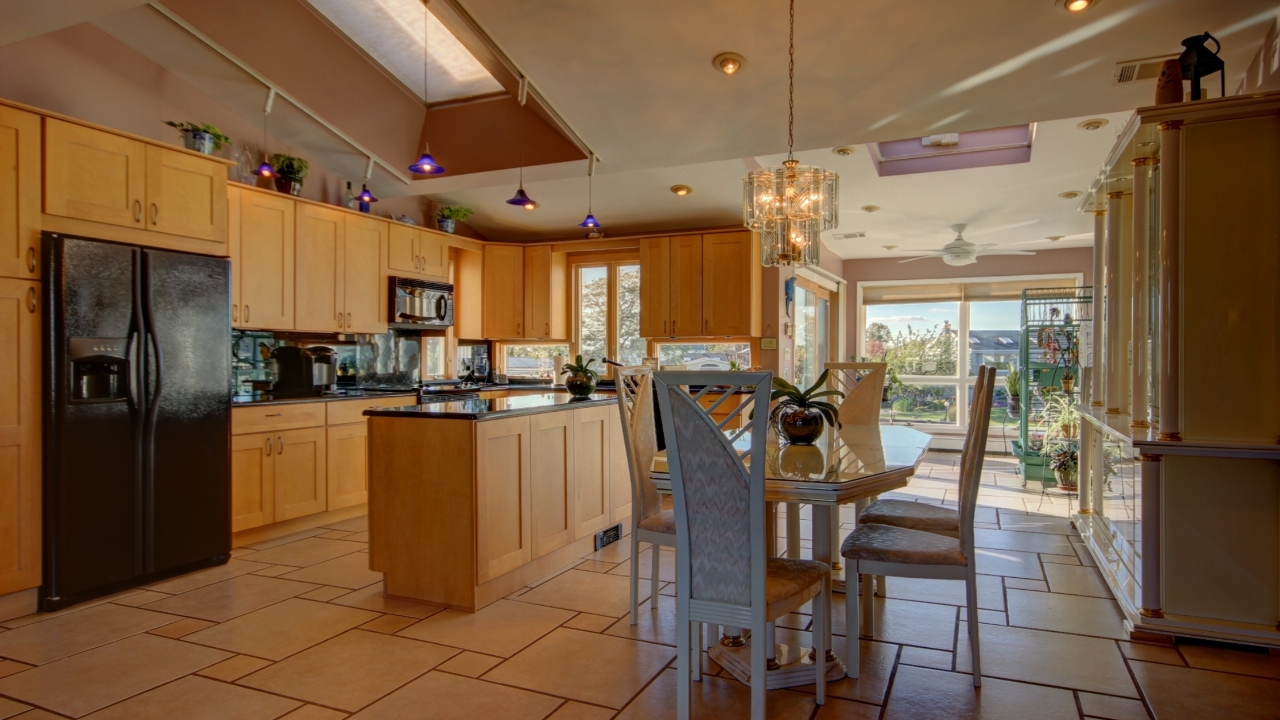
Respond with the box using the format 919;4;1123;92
656;343;752;370
504;344;570;378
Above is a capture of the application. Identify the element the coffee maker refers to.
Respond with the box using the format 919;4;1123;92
270;345;338;396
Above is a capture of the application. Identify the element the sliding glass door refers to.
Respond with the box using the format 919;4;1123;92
794;278;833;390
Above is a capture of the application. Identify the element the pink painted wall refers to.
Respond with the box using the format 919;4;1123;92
841;246;1093;359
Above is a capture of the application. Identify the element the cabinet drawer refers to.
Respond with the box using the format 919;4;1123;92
326;396;416;425
233;403;326;435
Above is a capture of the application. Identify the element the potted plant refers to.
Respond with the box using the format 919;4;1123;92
436;206;474;234
768;369;844;445
163;121;230;155
1045;441;1079;490
1006;366;1021;419
560;355;600;399
1042;392;1080;440
268;153;309;196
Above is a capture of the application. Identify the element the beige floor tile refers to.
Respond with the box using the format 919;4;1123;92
281;706;349;720
81;674;300;719
148;618;216;639
435;651;503;678
574;560;618;573
340;531;369;543
815;699;882;720
0;660;31;679
1131;660;1280;720
836;596;958;652
608;547;676;583
185;598;378;661
246;527;332;551
1179;642;1280;680
547;700;615;720
321;516;369;533
358;615;417;635
1078;692;1150;720
300;586;353;602
0;633;230;718
0;697;29;720
250;565;296;577
796;639;897;705
997;513;1076;535
318;530;354;540
143;559;274;594
329;583;444;619
603;594;679;646
974;528;1075;555
239;629;457;712
883;664;1078;719
398;599;573;658
485;628;674;709
230;547;258;558
954;622;1138;697
516;569;647;617
141;574;319;622
564;613;617;633
1040;553;1081;566
974;548;1043;580
615;668;818;720
109;591;170;607
1003;578;1049;592
348;670;561;720
243;538;368;568
881;574;1005;611
1117;641;1184;666
0;603;175;665
900;646;953;670
11;710;58;720
581;539;631;564
1005;589;1127;640
197;654;273;682
1042;563;1113;598
279;553;383;590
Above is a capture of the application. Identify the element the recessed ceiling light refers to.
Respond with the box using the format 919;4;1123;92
712;52;745;75
861;205;881;213
670;184;692;196
1060;0;1095;12
1077;118;1108;131
832;146;856;156
1059;191;1081;199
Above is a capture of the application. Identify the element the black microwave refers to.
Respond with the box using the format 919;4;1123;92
389;277;453;329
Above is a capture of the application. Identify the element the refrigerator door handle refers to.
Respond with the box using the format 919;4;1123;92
141;252;165;572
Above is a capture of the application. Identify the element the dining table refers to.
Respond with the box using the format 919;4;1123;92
648;422;932;686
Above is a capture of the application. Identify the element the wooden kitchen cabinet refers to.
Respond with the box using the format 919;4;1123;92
482;244;524;339
0;278;40;595
388;225;448;280
529;412;574;559
419;232;448;278
231;433;275;533
669;234;703;337
606;404;632;526
144;145;227;243
475;415;532;583
0;106;40;281
702;231;760;336
343;214;387;334
44;118;146;229
230;186;294;330
326;423;368;511
572;406;611;540
523;245;566;340
639;236;670;337
294;203;345;333
273;426;327;522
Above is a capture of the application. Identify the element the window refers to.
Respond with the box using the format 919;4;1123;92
655;342;752;370
505;344;570;379
423;336;445;378
572;260;641;374
794;279;833;390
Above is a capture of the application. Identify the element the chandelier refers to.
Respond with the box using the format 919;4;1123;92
743;0;838;267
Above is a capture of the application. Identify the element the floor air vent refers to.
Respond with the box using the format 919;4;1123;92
595;523;623;551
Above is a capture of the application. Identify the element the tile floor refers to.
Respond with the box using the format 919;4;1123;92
1;452;1277;719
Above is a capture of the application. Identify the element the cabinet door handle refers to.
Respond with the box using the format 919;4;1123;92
26;246;36;273
150;203;159;225
266;437;272;456
245;305;250;323
232;304;239;323
516;322;522;336
346;312;352;328
544;322;549;337
133;200;142;223
27;287;36;313
337;312;344;329
276;436;283;454
414;256;420;270
265;413;283;417
704;319;708;334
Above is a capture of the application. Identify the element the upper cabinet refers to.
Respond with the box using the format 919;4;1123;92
144;145;227;242
483;244;567;340
483;244;524;339
230;186;295;331
387;224;447;281
0;106;40;281
293;203;388;335
342;214;387;334
640;231;760;338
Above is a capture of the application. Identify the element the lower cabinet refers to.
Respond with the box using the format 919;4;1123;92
326;423;368;511
0;278;41;595
231;433;275;533
273;427;327;522
572;406;612;540
231;421;327;532
475;416;532;584
607;405;633;525
529;412;574;559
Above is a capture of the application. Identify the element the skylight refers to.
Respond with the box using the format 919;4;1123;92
306;0;503;103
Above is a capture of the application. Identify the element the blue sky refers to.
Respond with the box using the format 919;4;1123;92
866;300;1020;337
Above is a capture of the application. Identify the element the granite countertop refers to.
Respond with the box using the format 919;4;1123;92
364;392;616;420
231;391;418;407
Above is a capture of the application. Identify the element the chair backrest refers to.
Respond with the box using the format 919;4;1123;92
826;362;887;426
654;371;771;611
959;365;996;557
615;366;663;525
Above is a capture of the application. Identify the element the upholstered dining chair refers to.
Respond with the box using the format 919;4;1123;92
840;365;996;688
655;371;830;720
824;362;888;426
615;366;676;625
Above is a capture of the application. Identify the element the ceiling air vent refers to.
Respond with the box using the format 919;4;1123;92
832;231;866;240
1112;55;1177;86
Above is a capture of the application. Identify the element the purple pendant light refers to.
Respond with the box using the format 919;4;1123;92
578;156;600;228
253;89;276;177
409;3;446;176
505;77;538;210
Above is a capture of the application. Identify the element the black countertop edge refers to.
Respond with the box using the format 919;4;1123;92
364;393;617;420
232;391;419;407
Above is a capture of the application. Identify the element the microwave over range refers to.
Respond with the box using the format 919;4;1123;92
389;277;454;329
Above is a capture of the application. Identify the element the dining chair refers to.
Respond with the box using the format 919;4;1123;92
655;371;830;720
840;364;996;687
615;366;676;625
825;362;888;426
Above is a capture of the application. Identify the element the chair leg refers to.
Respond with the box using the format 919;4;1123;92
691;621;702;681
650;543;661;611
860;566;874;639
876;575;887;597
966;568;982;688
677;601;691;720
750;619;766;720
629;534;640;625
814;576;827;704
846;568;859;679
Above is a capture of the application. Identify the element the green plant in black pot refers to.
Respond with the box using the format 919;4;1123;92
268;153;309;196
560;355;600;399
164;121;230;155
768;370;844;445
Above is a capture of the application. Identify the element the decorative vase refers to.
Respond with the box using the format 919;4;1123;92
564;373;596;399
1061;375;1076;393
1008;396;1021;419
1155;58;1183;105
776;405;825;445
274;176;303;196
778;444;826;478
181;130;216;155
438;218;456;234
1054;467;1079;491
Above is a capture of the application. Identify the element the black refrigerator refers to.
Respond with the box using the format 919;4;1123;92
42;232;231;611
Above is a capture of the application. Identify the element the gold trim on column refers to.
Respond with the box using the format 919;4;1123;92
1132;157;1155;167
1157;120;1183;131
1091;401;1105;407
1156;432;1182;442
1106;407;1122;415
1093;209;1107;216
1129;420;1151;429
1139;453;1163;463
1139;608;1165;619
1077;508;1094;514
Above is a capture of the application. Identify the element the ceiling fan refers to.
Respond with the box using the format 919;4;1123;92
898;224;1037;266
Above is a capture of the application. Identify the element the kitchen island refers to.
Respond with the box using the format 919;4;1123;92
364;393;632;611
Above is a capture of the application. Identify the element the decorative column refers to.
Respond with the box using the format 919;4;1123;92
1157;121;1182;441
1139;453;1163;618
1077;418;1093;514
1104;191;1127;415
1090;207;1107;407
1130;158;1153;427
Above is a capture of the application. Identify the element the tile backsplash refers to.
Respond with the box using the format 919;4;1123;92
231;329;423;396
